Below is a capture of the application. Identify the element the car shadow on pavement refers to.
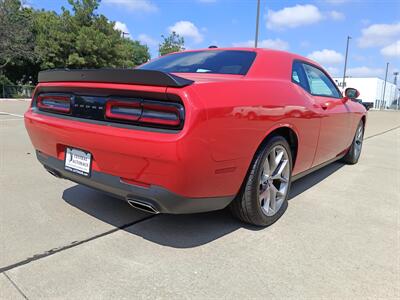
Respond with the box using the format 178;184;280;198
63;161;344;248
63;186;257;248
288;161;344;200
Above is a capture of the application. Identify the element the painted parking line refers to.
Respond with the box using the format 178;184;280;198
0;112;24;118
0;99;31;102
0;119;23;122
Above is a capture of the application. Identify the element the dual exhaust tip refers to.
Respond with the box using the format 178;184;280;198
127;199;160;214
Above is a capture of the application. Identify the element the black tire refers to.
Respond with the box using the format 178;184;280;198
342;120;364;165
230;136;292;227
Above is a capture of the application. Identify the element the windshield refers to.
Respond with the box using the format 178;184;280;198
137;50;257;75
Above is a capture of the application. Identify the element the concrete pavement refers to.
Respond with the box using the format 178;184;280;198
0;100;399;299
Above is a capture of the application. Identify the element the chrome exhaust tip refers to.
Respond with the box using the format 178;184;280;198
126;199;160;214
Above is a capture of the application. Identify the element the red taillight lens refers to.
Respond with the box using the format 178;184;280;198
37;95;71;113
105;100;141;122
105;99;184;129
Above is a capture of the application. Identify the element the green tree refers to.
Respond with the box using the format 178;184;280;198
33;9;75;70
0;0;34;73
159;32;185;56
68;0;99;26
33;0;150;71
1;0;150;84
0;74;12;85
118;39;150;67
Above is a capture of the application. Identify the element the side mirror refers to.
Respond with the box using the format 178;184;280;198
344;87;360;100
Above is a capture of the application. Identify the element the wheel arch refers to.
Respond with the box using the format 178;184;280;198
361;115;366;125
358;115;366;136
258;125;299;170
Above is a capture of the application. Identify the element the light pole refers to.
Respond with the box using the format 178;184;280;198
342;36;351;90
382;62;389;110
394;72;399;110
393;71;398;85
254;0;261;48
397;88;400;111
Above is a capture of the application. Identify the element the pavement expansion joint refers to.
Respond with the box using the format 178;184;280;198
364;126;400;141
3;272;29;299
0;215;156;274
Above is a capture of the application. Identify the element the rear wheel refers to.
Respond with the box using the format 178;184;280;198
230;136;292;226
342;120;364;164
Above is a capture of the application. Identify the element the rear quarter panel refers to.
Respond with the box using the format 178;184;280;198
189;78;322;176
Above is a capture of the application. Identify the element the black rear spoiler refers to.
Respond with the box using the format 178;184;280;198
38;69;194;88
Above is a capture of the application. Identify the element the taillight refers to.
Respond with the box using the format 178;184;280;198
37;95;71;114
105;99;184;129
105;100;141;122
141;102;182;127
34;92;185;130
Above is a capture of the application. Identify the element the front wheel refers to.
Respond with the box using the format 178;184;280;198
342;120;364;164
230;136;292;226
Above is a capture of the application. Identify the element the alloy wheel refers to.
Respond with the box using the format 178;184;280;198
259;145;290;216
354;124;364;158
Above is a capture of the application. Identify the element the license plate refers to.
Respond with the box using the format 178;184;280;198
64;147;92;177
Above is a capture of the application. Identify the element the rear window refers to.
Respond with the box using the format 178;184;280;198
137;50;257;75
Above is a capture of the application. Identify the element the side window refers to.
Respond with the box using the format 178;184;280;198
302;64;341;98
292;70;300;83
292;61;309;91
292;70;300;84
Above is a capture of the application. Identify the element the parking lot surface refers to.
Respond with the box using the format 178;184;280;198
1;100;399;299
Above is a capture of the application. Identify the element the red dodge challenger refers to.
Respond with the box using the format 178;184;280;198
25;48;366;226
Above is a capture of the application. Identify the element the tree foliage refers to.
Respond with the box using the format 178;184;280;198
159;31;185;56
0;0;150;84
0;0;34;71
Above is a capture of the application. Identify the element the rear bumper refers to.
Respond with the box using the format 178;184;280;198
37;151;234;214
25;108;248;198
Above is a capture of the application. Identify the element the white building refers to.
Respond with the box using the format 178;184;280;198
333;77;399;109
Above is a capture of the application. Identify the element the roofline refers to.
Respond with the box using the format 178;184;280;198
156;47;322;68
177;47;293;55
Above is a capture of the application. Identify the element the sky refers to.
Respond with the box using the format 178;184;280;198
27;0;399;81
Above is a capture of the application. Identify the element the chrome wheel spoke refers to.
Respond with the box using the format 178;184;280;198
262;159;271;177
357;126;363;140
268;150;277;173
260;186;271;213
259;188;270;202
260;173;269;185
272;159;288;181
280;175;289;183
263;198;271;213
270;149;284;174
269;185;278;212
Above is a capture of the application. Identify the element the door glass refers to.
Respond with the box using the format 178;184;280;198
303;64;341;98
292;71;300;83
292;61;309;91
